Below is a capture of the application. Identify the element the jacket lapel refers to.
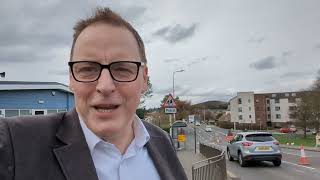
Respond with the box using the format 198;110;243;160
146;137;175;180
53;109;99;180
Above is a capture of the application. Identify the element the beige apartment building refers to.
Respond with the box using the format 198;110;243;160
230;91;302;128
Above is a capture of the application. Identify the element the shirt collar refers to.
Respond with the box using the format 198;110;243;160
79;114;150;155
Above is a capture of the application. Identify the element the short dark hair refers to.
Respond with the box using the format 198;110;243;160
70;7;146;63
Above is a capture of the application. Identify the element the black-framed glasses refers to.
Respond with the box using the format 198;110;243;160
68;61;145;82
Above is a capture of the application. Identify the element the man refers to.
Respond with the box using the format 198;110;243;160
0;7;187;180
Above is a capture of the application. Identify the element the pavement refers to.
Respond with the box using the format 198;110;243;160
177;150;206;180
280;144;320;152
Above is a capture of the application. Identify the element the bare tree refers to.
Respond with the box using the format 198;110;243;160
291;92;313;138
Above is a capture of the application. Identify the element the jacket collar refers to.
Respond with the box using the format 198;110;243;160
53;109;99;180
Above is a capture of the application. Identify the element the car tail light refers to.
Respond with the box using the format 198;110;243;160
273;141;280;145
242;142;253;147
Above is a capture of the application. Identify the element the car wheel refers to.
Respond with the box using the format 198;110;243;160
238;152;247;167
227;149;234;161
273;160;281;167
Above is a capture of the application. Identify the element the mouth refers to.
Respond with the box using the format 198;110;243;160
94;104;120;113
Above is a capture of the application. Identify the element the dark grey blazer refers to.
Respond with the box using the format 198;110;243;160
0;109;187;180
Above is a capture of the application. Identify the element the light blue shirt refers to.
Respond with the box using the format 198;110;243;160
79;115;161;180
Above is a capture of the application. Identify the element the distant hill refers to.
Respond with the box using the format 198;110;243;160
192;100;228;109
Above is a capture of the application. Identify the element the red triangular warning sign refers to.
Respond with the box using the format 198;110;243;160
163;94;176;108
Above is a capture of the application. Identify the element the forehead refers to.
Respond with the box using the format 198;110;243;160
72;23;140;61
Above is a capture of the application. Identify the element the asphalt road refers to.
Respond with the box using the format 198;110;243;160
182;123;320;180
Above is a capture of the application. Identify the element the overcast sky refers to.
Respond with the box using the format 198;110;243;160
1;0;320;108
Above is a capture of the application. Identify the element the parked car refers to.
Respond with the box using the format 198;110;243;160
279;127;290;133
195;121;201;126
226;132;282;167
312;129;317;135
289;125;297;132
280;125;296;133
205;125;212;132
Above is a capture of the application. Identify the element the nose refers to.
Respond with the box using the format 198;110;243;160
96;69;116;94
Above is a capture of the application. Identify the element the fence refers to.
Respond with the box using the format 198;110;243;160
192;143;227;180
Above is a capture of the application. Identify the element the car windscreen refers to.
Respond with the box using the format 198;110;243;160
245;134;274;142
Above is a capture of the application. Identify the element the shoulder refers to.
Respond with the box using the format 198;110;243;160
142;120;170;139
1;112;66;140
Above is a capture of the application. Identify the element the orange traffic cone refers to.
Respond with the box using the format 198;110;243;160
299;144;310;165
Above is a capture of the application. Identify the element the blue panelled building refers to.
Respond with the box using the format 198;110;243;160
0;81;74;117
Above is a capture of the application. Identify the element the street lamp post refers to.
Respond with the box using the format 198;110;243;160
172;69;184;128
172;69;184;149
172;69;184;99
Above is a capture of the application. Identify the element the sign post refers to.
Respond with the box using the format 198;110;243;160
163;94;176;137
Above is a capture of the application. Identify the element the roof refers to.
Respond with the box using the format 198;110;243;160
0;81;72;93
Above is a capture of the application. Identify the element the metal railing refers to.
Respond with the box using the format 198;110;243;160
192;143;227;180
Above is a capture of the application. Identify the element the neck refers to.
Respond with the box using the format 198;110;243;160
103;121;135;155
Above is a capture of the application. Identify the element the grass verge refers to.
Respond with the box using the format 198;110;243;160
272;133;316;147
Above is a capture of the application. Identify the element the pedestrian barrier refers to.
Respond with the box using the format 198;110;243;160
192;143;227;180
299;144;310;165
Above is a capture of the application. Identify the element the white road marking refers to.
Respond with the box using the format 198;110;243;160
282;160;317;171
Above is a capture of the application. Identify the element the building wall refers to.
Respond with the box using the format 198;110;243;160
269;96;300;124
254;94;267;128
0;89;74;117
230;91;302;128
230;92;255;124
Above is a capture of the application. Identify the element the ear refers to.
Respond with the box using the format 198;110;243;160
142;66;148;92
69;72;74;92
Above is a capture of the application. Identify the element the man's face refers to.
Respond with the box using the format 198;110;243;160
70;23;148;140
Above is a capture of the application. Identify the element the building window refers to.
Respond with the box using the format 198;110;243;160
275;106;280;111
248;99;251;103
249;115;252;118
289;106;297;111
239;115;243;120
288;98;296;103
5;110;19;117
20;110;32;116
275;99;280;103
285;93;289;97
292;93;296;97
47;109;58;114
266;99;270;104
272;94;276;97
249;106;251;111
238;98;242;104
267;107;270;111
255;99;259;103
267;114;271;119
238;107;242;112
276;114;281;119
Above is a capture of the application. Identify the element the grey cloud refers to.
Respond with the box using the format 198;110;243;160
0;45;54;63
248;37;265;44
280;71;313;79
49;69;69;76
153;26;170;36
153;23;197;43
314;43;320;49
0;0;98;64
250;56;277;70
186;56;208;67
282;51;293;57
116;6;147;25
0;1;149;65
164;58;181;63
